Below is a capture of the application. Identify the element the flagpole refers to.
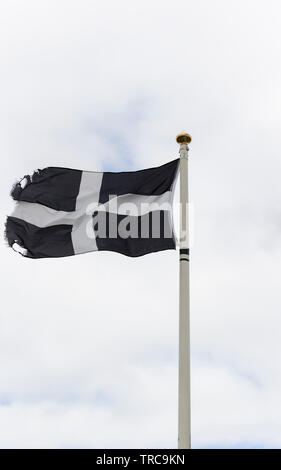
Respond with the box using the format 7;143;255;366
176;131;192;449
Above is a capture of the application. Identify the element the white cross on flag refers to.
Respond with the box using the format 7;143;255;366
5;159;179;258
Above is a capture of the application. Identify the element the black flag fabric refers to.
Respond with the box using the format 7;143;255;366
5;159;179;259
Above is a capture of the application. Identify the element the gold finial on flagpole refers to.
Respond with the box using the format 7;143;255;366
176;132;192;144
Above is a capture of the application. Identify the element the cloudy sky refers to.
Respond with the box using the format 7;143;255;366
1;0;281;449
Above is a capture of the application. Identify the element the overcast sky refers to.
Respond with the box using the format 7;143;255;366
1;0;281;449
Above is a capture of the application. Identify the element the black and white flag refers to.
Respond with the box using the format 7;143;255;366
5;159;179;258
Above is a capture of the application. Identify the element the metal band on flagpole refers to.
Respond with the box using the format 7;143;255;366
176;131;192;449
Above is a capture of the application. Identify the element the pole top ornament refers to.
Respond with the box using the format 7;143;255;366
176;132;192;145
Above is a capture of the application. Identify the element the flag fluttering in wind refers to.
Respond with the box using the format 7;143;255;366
5;159;179;259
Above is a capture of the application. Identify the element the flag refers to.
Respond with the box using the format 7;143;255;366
5;159;179;258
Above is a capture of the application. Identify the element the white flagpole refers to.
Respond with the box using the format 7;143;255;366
176;131;192;449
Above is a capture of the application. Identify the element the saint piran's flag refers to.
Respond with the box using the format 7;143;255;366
5;159;179;259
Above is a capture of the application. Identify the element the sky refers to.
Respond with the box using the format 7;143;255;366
0;0;281;449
